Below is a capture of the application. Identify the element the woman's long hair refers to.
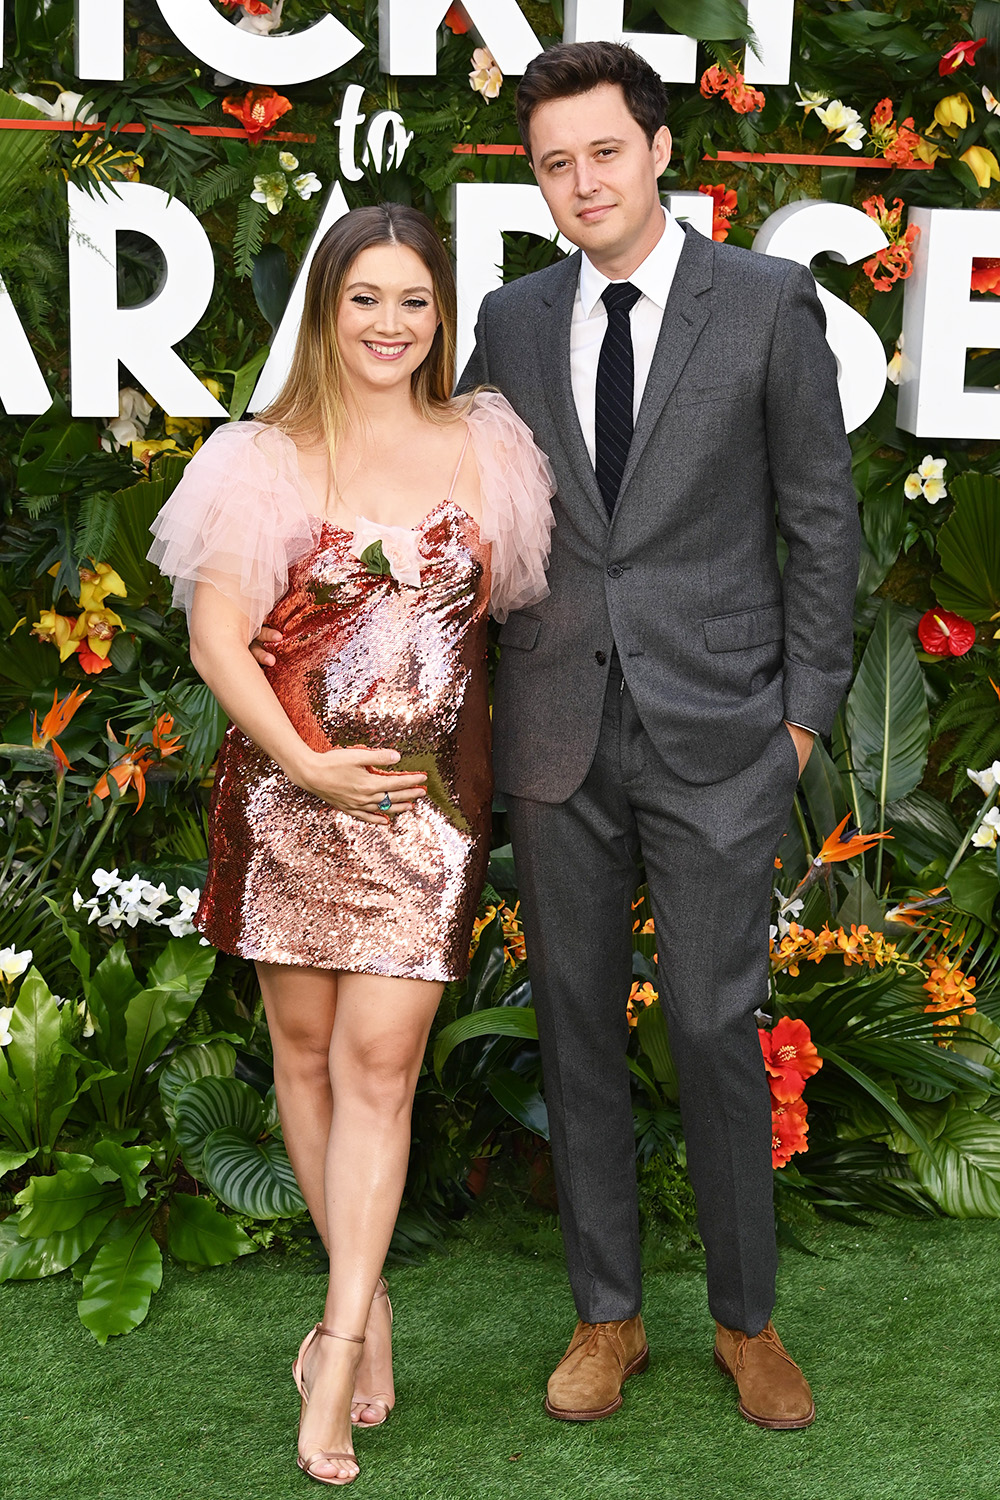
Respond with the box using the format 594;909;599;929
258;203;460;460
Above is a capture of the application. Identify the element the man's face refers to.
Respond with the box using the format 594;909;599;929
528;83;671;268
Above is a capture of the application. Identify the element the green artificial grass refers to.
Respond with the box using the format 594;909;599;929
2;1205;997;1500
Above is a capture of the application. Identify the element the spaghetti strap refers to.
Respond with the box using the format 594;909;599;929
446;427;473;503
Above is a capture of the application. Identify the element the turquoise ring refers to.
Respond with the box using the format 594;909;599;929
378;794;392;812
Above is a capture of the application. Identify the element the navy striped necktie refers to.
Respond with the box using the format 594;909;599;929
595;280;642;518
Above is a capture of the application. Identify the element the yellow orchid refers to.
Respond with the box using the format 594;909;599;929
914;133;947;164
77;563;126;612
31;609;79;662
961;144;1000;188
934;92;975;136
200;376;225;402
72;605;124;661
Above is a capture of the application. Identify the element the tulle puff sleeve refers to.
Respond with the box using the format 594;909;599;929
147;421;317;641
463;390;556;622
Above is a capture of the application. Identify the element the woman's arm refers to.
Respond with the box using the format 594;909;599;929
189;581;426;825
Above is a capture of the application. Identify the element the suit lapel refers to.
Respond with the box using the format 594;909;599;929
536;253;608;526
616;225;715;504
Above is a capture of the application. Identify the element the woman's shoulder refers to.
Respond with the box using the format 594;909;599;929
454;388;545;449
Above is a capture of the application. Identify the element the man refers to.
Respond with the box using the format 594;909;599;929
457;42;859;1430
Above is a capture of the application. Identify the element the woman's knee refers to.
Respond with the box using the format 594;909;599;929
334;1034;423;1111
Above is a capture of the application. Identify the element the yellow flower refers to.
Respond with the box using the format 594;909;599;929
961;145;1000;188
200;376;225;402
31;609;79;662
165;414;208;437
77;563;126;612
934;92;975;137
914;134;947;164
72;605;124;660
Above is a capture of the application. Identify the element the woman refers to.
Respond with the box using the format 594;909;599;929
148;203;554;1487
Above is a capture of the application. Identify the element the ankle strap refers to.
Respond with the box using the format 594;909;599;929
316;1326;365;1345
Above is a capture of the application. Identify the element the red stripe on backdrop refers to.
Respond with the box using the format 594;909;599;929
452;143;934;169
0;118;316;142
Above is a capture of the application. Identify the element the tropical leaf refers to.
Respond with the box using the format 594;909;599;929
159;1040;237;1122
166;1192;257;1266
174;1074;264;1178
485;1068;549;1139
846;601;930;808
200;1128;307;1219
949;853;998;926
78;1216;163;1343
908;1106;1000;1216
636;1002;679;1100
934;472;1000;622
0;1206;118;1282
433;1005;538;1079
89;1141;152;1208
108;456;190;606
15;1167;118;1237
252;243;291;334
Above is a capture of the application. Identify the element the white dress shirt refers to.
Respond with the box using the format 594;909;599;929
570;207;686;467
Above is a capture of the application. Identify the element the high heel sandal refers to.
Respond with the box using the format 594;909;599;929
352;1277;395;1428
291;1325;364;1487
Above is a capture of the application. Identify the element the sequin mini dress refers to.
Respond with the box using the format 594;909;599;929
148;391;555;983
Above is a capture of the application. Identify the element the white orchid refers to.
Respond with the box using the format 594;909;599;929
116;874;147;909
794;84;830;115
0;947;32;983
0;1007;13;1046
278;150;299;172
251;172;288;215
968;763;1000;796
234;0;283;34
887;345;903;385
983;85;1000;117
292;171;322;201
98;899;126;930
971;806;1000;849
469;47;503;101
904;455;947;504
13;89;99;125
92;868;121;896
814;99;866;150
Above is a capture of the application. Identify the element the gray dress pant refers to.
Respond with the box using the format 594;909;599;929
504;656;801;1336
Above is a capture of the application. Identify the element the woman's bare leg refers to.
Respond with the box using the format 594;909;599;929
297;972;443;1482
256;961;337;1246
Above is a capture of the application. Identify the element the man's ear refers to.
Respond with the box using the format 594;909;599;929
653;124;672;179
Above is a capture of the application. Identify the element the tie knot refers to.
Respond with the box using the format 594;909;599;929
602;281;641;317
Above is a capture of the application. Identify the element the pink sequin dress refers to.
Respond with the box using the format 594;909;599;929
148;392;555;982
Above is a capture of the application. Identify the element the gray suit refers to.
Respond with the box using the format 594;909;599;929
459;223;859;1334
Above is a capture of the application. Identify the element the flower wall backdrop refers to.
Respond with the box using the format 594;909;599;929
1;0;1000;1340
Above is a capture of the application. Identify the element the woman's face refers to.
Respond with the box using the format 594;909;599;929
336;242;440;398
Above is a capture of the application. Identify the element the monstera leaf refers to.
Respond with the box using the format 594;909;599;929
934;472;1000;622
909;1106;1000;1217
846;601;930;809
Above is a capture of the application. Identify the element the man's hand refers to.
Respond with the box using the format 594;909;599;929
784;721;815;778
250;626;283;667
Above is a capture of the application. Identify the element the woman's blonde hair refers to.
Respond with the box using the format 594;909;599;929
258;203;460;457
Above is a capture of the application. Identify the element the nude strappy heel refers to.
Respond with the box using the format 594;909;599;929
292;1325;364;1487
351;1277;395;1428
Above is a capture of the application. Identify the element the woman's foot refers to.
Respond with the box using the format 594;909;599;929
351;1278;395;1427
294;1327;365;1486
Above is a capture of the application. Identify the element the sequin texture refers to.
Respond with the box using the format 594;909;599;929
196;500;493;981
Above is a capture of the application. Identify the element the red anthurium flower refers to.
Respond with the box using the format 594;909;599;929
939;37;987;76
444;3;470;33
221;86;292;143
771;1097;809;1168
698;183;738;242
972;258;1000;295
759;1017;823;1104
918;608;976;656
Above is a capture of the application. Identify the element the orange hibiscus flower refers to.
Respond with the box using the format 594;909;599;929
771;1097;809;1168
222;86;292;144
759;1017;823;1103
698;183;738;242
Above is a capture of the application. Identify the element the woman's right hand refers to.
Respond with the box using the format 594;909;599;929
288;746;427;825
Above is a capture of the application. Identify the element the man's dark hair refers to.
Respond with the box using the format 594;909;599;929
515;41;668;160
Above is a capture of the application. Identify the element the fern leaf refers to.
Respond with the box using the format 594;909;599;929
234;198;267;280
192;162;245;214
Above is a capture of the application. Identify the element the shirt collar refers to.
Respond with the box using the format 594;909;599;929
578;207;686;318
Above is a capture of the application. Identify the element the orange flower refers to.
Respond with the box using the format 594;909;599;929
31;685;90;775
726;79;766;115
627;981;657;1027
884;888;947;928
444;3;470;32
815;813;892;866
698;183;738;242
759;1017;822;1103
152;713;184;758
923;951;977;1032
76;637;114;675
699;65;765;115
221;86;292;144
868;99;921;168
862;195;919;291
222;0;273;12
771;921;899;976
972;258;1000;294
771;1097;808;1168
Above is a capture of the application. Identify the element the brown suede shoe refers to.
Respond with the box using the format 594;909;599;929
544;1315;649;1421
714;1320;815;1430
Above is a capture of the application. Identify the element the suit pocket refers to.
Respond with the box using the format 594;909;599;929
674;380;747;408
703;603;784;653
498;614;540;651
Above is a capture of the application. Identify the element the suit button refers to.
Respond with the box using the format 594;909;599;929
607;564;623;579
595;651;607;666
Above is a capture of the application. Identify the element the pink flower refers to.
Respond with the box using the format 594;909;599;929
350;518;423;587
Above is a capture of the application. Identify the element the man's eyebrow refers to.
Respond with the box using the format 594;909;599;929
538;137;625;167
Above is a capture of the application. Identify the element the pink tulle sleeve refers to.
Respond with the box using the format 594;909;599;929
463;390;556;622
147;421;317;641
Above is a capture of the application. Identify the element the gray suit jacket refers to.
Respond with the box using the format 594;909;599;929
459;223;860;800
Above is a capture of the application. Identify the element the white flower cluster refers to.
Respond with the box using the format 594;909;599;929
251;153;322;216
972;808;1000;850
769;890;805;943
904;456;947;504
799;88;866;151
72;868;204;939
